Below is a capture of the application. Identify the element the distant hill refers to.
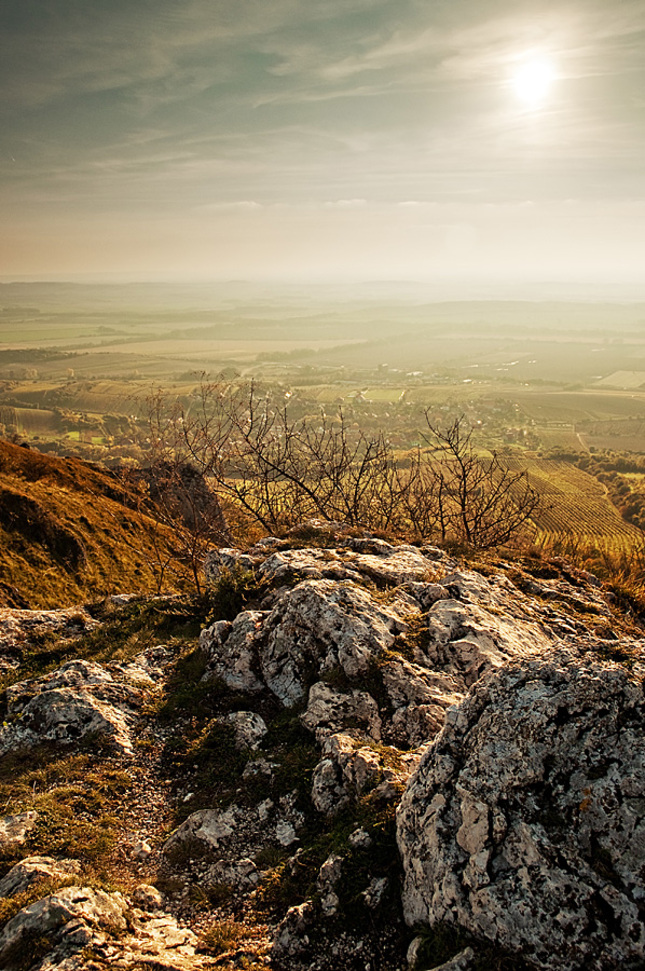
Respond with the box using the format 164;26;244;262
0;440;177;608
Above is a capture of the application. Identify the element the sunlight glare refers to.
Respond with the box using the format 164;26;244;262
512;58;557;108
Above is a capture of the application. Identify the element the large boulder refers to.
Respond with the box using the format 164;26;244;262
202;578;411;707
396;652;645;971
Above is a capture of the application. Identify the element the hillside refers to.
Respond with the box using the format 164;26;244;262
0;440;177;608
0;523;643;970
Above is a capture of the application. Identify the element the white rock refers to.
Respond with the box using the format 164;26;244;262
301;682;382;740
204;547;261;582
131;883;164;910
0;885;128;965
0;856;81;898
132;840;153;860
317;853;343;892
0;810;38;849
260;579;408;706
361;876;387;910
200;611;266;693
227;710;268;750
397;653;645;971
348;828;372;850
276;820;298;847
0;659;141;755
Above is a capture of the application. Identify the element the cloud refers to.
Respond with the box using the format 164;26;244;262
1;0;644;282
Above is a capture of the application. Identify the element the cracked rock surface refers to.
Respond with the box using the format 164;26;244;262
0;658;149;756
397;652;645;971
2;524;645;971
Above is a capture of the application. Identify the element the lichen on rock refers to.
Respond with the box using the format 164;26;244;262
397;651;645;971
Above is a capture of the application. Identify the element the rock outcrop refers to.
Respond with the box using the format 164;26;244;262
1;524;644;971
397;652;645;971
0;658;149;756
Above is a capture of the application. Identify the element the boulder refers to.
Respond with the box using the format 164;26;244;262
0;882;204;970
420;598;554;687
259;579;409;706
301;681;382;740
397;652;645;971
0;659;142;756
271;901;316;963
257;540;437;589
311;732;421;815
0;885;128;966
226;710;268;750
0;856;81;898
200;612;265;693
201;578;409;707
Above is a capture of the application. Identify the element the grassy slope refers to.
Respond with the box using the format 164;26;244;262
0;440;176;608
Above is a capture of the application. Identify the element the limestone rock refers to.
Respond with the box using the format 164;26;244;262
3;883;205;970
310;732;420;815
0;659;143;755
397;652;645;971
200;611;265;693
258;547;356;585
0;885;128;966
361;876;388;910
117;644;174;686
164;798;303;862
257;540;436;589
421;598;554;688
226;710;268;750
381;657;462;747
271;901;315;962
301;681;382;740
164;806;238;857
0;856;81;898
259;579;409;706
0;810;38;850
206;857;260;890
204;547;261;582
317;852;343;894
131;883;164;910
0;606;98;675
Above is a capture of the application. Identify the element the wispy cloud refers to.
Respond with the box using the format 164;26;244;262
1;0;644;280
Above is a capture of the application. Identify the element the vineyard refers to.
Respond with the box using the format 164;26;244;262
503;457;644;551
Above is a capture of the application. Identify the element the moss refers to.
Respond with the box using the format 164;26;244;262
411;923;532;970
0;747;129;870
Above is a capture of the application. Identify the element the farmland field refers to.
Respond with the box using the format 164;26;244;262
504;458;644;550
3;284;645;553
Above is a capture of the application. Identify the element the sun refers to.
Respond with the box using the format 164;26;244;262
512;58;557;108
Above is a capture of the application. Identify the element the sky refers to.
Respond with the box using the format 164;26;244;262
1;0;645;289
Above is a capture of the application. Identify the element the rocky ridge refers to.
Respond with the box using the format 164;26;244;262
0;523;643;970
